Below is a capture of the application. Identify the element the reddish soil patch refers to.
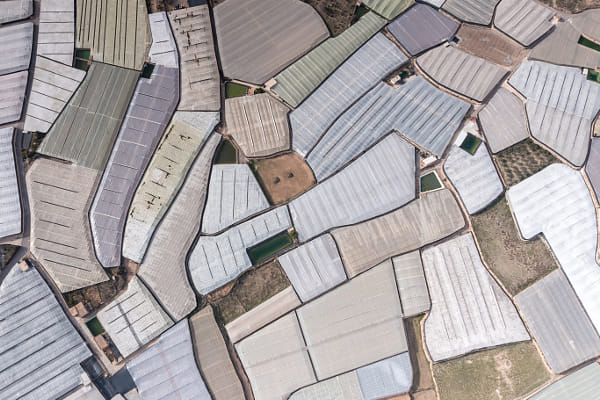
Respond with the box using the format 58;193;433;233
250;152;316;204
456;25;523;66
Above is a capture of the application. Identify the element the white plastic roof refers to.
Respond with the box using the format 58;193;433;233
0;265;91;400
127;321;211;400
508;164;600;337
289;134;416;241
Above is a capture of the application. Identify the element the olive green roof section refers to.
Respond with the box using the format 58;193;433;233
76;0;151;70
362;0;415;20
272;12;385;108
38;62;138;170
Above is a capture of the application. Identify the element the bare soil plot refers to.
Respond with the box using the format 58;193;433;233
456;24;523;66
433;341;551;400
210;260;291;324
540;0;600;12
304;0;357;36
406;316;434;395
472;195;558;295
146;0;189;13
250;152;316;204
494;139;559;187
63;267;129;313
0;245;18;267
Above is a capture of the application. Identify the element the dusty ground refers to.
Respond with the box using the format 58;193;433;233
146;0;189;13
494;139;558;187
413;390;436;400
210;260;291;324
456;25;523;66
304;0;357;36
540;0;600;12
472;196;558;295
433;342;551;400
0;245;18;267
406;316;435;395
250;152;316;204
63;267;128;312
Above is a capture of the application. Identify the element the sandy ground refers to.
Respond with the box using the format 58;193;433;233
540;0;600;13
433;342;551;400
209;260;290;324
471;196;558;295
251;152;315;204
456;25;523;66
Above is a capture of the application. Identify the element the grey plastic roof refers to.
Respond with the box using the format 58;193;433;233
444;142;503;214
0;22;32;75
201;164;269;234
0;128;22;240
148;12;178;68
333;189;464;278
137;134;221;320
290;134;416;242
478;87;529;153
0;0;32;24
225;286;301;344
224;93;290;158
123;111;219;263
530;10;600;69
126;321;211;400
291;33;408;157
442;0;500;25
189;206;292;295
361;0;414;19
214;0;329;84
272;12;385;108
508;60;600;167
0;264;91;400
417;45;508;102
494;0;554;47
530;363;600;400
90;65;179;268
76;0;151;70
388;4;458;56
422;233;529;361
97;276;174;358
0;70;27;125
515;269;600;373
38;0;75;65
357;352;412;399
189;307;245;400
38;63;138;170
27;159;108;292
236;313;317;400
289;372;363;400
279;234;347;302
168;6;220;111
297;260;407;380
292;352;413;400
392;251;430;317
23;56;86;133
306;78;469;180
507;164;600;339
586;139;600;201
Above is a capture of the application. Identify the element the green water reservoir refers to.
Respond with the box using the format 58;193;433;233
215;140;237;164
247;231;293;264
460;133;482;155
420;172;442;192
226;82;248;98
86;317;105;336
